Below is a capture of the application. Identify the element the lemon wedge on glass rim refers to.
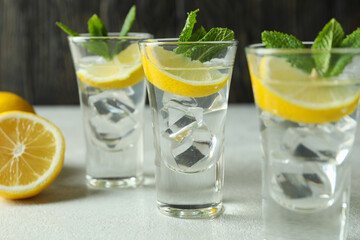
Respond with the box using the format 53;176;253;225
77;43;144;89
250;56;360;124
142;46;229;97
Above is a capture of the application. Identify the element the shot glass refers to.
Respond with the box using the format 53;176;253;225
139;39;237;218
246;44;360;239
68;33;152;188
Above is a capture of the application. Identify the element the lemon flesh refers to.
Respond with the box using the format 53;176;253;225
0;111;65;199
142;46;229;97
77;43;144;89
250;56;360;124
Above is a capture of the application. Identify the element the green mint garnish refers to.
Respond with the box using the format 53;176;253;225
56;22;80;36
178;9;199;42
261;31;305;49
83;14;111;60
119;5;136;37
174;9;235;62
261;31;314;73
262;18;360;77
189;26;207;41
341;28;360;48
186;28;235;62
57;5;136;60
327;28;360;76
312;18;344;75
88;14;108;37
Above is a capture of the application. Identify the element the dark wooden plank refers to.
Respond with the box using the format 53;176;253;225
0;0;33;103
0;0;359;104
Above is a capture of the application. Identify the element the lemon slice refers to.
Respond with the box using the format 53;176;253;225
77;43;144;89
0;111;65;199
250;56;360;123
142;46;229;97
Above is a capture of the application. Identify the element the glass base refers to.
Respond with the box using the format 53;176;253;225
86;175;144;188
157;202;224;219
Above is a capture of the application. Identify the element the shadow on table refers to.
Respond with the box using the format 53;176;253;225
11;165;102;205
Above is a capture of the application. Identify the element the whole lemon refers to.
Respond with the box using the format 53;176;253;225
0;92;35;114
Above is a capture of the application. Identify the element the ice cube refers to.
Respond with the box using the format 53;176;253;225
260;110;299;131
171;126;215;171
276;173;313;199
338;55;360;79
162;92;197;108
162;107;203;142
89;114;138;150
281;119;356;164
124;86;135;96
168;107;187;126
89;90;136;115
79;56;108;65
87;90;139;150
196;92;225;112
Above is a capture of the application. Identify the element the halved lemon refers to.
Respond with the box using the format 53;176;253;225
142;46;229;97
250;56;360;123
77;43;144;89
0;111;65;199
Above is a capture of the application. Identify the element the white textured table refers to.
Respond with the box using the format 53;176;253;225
0;105;359;240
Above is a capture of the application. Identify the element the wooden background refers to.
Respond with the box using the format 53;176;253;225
0;0;359;105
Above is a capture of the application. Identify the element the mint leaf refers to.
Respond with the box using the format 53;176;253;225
341;28;360;48
56;22;80;36
57;7;136;61
262;31;305;49
178;9;199;42
86;14;111;60
112;5;137;58
174;9;235;62
312;18;344;75
262;31;314;73
119;5;136;36
88;14;108;37
186;28;234;62
200;27;234;42
174;26;207;55
327;55;353;77
327;28;360;76
82;42;112;60
189;26;207;41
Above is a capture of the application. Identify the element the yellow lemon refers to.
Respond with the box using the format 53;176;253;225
77;43;144;89
0;92;35;114
0;111;65;199
142;46;229;97
249;56;360;124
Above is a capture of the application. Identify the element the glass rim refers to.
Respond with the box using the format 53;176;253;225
68;32;153;42
139;38;238;45
245;42;360;54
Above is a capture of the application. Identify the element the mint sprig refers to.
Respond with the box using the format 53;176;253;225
83;14;111;60
56;22;80;36
88;14;108;37
328;28;360;76
312;18;344;75
189;26;207;41
262;18;360;77
57;5;136;60
119;5;136;37
174;9;235;62
261;31;314;74
178;9;199;42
